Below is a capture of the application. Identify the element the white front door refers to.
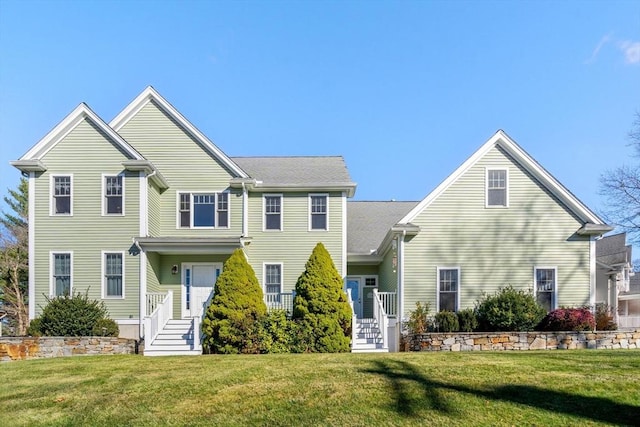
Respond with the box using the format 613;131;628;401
182;263;222;318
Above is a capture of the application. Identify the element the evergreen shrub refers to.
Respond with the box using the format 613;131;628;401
202;249;267;354
475;286;546;331
92;318;120;336
35;291;114;337
293;243;352;352
457;308;478;332
434;310;459;332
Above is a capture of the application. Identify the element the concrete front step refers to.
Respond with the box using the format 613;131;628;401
144;349;202;356
351;347;388;353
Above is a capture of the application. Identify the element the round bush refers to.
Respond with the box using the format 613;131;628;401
92;318;120;336
38;292;112;336
475;286;546;331
26;318;42;337
537;307;595;331
434;310;459;332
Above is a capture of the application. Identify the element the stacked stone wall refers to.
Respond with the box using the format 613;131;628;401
0;337;137;361
406;330;640;352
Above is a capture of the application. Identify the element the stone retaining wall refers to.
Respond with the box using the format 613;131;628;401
406;330;640;352
0;337;137;361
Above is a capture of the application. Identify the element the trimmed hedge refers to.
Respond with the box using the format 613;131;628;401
475;286;546;332
435;310;459;332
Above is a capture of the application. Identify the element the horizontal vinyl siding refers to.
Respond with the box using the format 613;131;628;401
403;145;590;316
117;100;241;237
245;192;345;293
378;249;397;293
34;118;140;319
148;183;161;236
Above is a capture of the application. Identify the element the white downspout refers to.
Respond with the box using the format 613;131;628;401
242;182;248;238
28;172;36;320
397;230;406;350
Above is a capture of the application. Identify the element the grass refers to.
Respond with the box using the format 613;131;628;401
1;350;639;426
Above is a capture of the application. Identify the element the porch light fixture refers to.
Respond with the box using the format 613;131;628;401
171;265;178;275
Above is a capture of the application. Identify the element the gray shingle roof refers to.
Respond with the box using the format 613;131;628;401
347;201;419;254
597;233;631;266
231;156;354;186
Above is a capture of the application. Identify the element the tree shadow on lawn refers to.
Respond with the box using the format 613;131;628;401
364;359;640;424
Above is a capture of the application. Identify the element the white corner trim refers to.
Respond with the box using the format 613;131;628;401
109;86;247;178
139;171;148;236
28;173;36;319
589;237;596;308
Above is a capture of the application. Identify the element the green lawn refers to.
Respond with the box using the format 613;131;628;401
2;350;639;426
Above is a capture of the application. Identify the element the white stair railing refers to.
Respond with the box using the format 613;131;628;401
373;289;388;350
192;292;214;352
265;291;295;314
346;288;357;346
143;290;173;345
618;315;640;329
377;292;397;317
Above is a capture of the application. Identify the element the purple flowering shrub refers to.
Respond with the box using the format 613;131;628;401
536;307;595;331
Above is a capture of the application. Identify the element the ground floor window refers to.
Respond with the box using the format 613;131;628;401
438;267;459;312
104;252;124;298
535;267;556;311
265;264;283;303
52;252;72;296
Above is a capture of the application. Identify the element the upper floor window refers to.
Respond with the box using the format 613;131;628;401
103;252;124;298
486;169;508;207
52;252;72;296
52;175;72;215
309;194;328;230
535;267;556;312
264;195;282;230
178;192;229;228
438;267;459;312
104;175;124;215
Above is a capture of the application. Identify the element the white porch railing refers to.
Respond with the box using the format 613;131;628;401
377;292;397;317
373;289;388;350
618;315;640;329
265;292;295;314
143;290;173;345
192;292;214;352
146;292;166;316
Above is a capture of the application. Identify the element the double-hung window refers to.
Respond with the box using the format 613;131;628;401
178;192;229;228
486;169;508;207
535;267;556;311
52;175;72;215
438;267;459;312
103;252;124;298
310;194;328;230
264;264;283;303
264;195;282;230
104;175;123;215
52;252;72;296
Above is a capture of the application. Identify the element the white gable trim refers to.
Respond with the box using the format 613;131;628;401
109;86;248;178
399;130;605;225
20;103;143;161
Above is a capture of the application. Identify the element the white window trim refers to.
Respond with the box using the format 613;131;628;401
263;194;283;231
263;262;284;295
175;190;231;229
101;173;125;216
436;266;460;312
50;174;73;216
308;193;329;231
485;167;509;208
102;251;125;299
49;251;73;297
533;266;558;311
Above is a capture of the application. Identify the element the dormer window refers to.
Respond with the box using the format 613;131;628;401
486;169;508;207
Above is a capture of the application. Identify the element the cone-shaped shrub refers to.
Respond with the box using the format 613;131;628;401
293;243;352;352
202;249;267;354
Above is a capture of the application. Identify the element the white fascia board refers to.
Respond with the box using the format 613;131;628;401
399;130;605;225
109;86;248;179
20;103;144;162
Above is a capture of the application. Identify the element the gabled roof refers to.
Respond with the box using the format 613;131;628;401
109;86;248;178
597;233;632;267
399;130;608;227
347;201;419;255
13;103;144;168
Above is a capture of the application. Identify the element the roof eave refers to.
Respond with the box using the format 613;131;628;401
246;183;357;197
10;159;47;173
122;160;170;189
577;223;614;236
347;253;384;265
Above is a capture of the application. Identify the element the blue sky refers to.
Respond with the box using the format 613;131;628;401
1;1;638;228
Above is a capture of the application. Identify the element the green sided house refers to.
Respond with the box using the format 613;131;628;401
12;87;611;354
